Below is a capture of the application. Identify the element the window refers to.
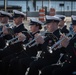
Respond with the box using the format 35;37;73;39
67;6;69;10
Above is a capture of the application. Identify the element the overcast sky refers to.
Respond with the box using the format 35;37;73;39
0;0;76;1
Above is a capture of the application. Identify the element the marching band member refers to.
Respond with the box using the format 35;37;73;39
40;15;76;75
7;18;44;75
1;10;28;58
27;15;62;75
55;15;70;60
0;10;12;75
56;14;69;34
0;10;12;50
1;10;30;75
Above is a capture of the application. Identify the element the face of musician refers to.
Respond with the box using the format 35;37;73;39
1;16;9;24
72;25;76;33
58;19;65;28
46;21;58;32
13;16;23;25
30;25;39;33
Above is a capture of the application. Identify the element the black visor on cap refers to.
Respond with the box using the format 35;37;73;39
72;20;76;25
0;13;3;17
29;20;39;25
30;21;40;25
29;21;42;29
13;13;24;18
60;17;65;20
0;14;10;18
45;19;59;24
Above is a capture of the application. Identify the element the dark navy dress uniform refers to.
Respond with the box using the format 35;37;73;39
60;25;69;34
2;23;30;75
27;15;63;75
1;10;29;75
40;15;76;75
40;34;76;75
7;18;43;75
1;10;27;58
56;14;69;34
0;10;12;50
0;10;13;75
0;10;13;58
27;30;62;75
1;23;28;58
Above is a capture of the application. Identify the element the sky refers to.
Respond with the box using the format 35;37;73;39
0;0;76;1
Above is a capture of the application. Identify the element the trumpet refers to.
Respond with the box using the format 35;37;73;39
0;36;18;50
5;30;32;47
48;32;73;53
26;32;58;48
28;36;46;48
6;36;18;46
8;32;32;45
23;31;46;48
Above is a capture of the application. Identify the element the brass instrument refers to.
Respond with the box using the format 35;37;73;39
25;31;58;48
28;35;46;48
48;32;73;53
6;36;18;46
5;31;31;46
23;31;46;49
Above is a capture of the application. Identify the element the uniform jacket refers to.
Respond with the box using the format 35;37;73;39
63;34;76;68
59;25;69;35
25;31;42;57
40;29;61;63
0;23;29;58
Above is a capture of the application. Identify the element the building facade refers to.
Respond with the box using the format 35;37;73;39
0;0;76;16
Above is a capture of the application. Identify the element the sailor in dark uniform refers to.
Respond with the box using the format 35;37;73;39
7;18;43;75
27;15;63;75
55;15;70;60
0;10;28;58
56;15;69;34
40;15;76;75
0;10;12;75
0;11;4;31
0;10;12;50
1;10;30;75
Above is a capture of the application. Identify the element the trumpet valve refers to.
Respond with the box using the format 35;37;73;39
48;47;53;53
23;44;26;50
6;42;9;46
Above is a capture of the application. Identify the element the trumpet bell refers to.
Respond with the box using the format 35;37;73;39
6;42;9;46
